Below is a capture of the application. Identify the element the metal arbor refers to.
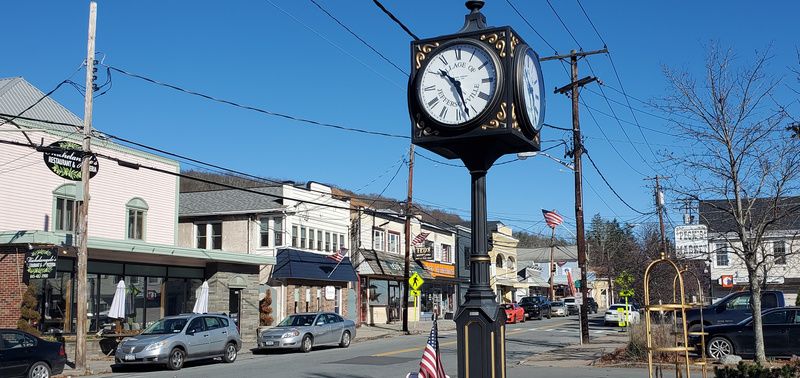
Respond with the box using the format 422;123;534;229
643;252;691;378
672;267;708;378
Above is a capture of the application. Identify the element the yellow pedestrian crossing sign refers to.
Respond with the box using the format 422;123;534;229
409;272;424;290
410;289;421;297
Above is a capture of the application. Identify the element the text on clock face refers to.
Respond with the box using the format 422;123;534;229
522;51;543;125
418;43;498;125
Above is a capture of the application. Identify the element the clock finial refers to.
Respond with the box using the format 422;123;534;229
459;0;487;32
465;1;485;13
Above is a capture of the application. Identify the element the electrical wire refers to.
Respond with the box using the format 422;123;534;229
370;0;419;41
503;0;559;55
308;0;408;76
102;64;409;140
584;150;649;215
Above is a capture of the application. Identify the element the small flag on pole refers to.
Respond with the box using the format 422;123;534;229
412;232;430;246
328;247;345;263
416;318;448;378
542;209;564;228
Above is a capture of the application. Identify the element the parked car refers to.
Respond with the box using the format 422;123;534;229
683;291;784;331
586;298;599;314
518;296;551;320
551;301;567;317
563;297;579;315
501;303;525;324
690;307;800;360
114;313;241;371
0;329;66;378
258;312;356;353
604;304;640;326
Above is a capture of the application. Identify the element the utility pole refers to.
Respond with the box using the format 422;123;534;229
544;48;607;345
402;143;415;334
650;176;669;256
75;1;97;373
548;226;555;301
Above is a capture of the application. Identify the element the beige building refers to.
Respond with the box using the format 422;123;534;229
488;222;526;303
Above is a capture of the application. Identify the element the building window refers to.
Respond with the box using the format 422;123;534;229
197;223;222;250
507;256;515;271
332;233;339;252
495;254;504;269
442;244;452;263
317;230;323;251
388;232;400;254
274;218;283;247
309;229;316;250
53;184;77;232
774;241;787;265
292;225;299;247
259;217;270;247
325;232;331;252
715;243;729;267
126;198;148;240
301;227;307;248
373;229;385;251
463;247;471;269
340;234;346;250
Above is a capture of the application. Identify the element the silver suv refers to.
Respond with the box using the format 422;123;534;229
114;313;241;371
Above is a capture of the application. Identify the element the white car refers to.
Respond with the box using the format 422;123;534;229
604;304;640;326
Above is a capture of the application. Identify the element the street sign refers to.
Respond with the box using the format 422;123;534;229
574;297;583;305
719;275;734;288
619;289;634;298
409;272;424;290
410;289;421;297
616;307;627;327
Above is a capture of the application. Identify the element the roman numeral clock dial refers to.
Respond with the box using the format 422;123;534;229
417;43;499;126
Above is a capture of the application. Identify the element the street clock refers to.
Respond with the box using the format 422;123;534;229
408;3;544;168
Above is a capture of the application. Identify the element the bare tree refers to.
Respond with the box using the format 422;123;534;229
660;43;800;363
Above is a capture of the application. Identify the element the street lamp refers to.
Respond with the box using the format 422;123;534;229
517;151;575;171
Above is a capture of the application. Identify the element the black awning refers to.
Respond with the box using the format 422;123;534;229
272;248;358;282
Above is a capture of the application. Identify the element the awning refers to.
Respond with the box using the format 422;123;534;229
356;249;432;280
272;248;357;282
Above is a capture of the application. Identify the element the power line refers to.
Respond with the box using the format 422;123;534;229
370;0;419;41
504;0;559;54
580;102;649;176
544;0;581;48
583;150;649;215
103;64;409;140
308;0;408;76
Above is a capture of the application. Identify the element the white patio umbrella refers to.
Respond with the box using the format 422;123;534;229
192;281;209;314
108;280;127;320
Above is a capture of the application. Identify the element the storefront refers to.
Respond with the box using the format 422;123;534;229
0;231;271;340
419;260;457;320
270;248;358;321
354;249;432;325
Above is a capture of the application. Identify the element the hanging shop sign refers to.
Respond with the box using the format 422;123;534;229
24;247;58;280
42;141;98;181
413;246;434;260
421;261;455;278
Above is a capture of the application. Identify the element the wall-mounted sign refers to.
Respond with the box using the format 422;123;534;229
24;247;58;280
325;286;335;300
674;225;708;259
42;141;98;181
420;260;455;278
413;246;433;260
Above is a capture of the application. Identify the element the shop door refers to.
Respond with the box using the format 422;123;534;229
388;283;401;322
229;289;242;332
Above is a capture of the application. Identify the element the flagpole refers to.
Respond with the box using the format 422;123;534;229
327;249;346;278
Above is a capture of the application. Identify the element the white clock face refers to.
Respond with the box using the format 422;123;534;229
521;49;544;130
418;43;498;126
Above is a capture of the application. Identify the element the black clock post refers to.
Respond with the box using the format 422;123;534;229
408;1;545;377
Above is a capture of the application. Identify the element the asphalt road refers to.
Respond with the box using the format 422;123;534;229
96;315;627;378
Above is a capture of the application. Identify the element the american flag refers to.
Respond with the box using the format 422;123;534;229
542;209;564;228
417;319;447;378
328;248;346;263
412;232;430;246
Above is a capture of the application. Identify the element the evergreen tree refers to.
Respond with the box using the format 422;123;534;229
18;284;41;336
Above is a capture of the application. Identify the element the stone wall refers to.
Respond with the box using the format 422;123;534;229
206;262;260;341
0;247;26;328
281;280;350;318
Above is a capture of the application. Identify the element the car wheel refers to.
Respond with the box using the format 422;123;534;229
167;348;185;371
707;337;734;360
28;361;50;378
520;313;525;323
340;331;351;348
301;335;313;353
223;342;237;363
547;311;551;319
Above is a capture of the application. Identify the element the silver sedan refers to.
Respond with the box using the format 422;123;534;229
258;312;356;353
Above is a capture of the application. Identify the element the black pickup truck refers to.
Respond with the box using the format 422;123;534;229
683;290;785;331
518;296;551;320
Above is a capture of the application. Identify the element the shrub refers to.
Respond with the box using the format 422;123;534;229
714;361;800;378
18;285;41;336
260;291;274;326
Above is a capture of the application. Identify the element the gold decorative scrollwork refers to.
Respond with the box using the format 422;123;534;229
511;103;519;130
415;42;440;69
510;35;520;57
480;32;507;58
415;114;439;136
482;102;508;130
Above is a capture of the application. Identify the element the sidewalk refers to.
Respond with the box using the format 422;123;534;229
355;319;456;342
518;332;629;368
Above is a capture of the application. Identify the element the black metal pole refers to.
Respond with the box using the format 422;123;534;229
455;169;505;378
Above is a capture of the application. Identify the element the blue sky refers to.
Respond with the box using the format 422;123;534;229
3;0;798;239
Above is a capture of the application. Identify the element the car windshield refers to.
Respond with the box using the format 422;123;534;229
141;318;188;335
501;304;513;309
564;298;575;303
278;314;317;327
609;305;630;311
552;302;564;306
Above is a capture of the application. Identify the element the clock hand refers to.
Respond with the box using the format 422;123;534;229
438;70;470;116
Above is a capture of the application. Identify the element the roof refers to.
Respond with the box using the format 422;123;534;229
0;77;83;133
180;186;284;216
516;246;578;263
355;249;433;279
272;248;357;282
699;197;800;233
